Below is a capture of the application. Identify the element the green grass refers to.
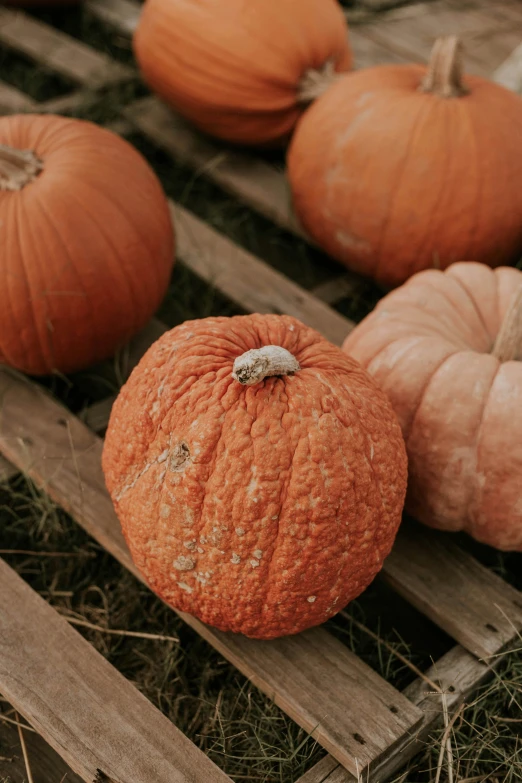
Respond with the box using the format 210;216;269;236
0;3;521;782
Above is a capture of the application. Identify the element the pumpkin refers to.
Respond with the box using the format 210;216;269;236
102;314;407;639
344;261;522;552
0;114;174;375
133;0;352;147
287;36;522;289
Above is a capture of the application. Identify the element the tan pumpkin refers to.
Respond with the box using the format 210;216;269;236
103;314;407;639
133;0;352;146
287;37;522;288
0;114;174;375
344;261;522;551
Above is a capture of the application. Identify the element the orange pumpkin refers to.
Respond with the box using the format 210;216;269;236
287;37;522;288
0;114;174;375
133;0;352;147
344;261;522;551
103;314;407;639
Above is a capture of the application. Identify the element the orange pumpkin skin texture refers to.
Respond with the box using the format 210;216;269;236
133;0;352;147
344;262;522;552
287;38;522;288
0;114;174;375
103;314;407;639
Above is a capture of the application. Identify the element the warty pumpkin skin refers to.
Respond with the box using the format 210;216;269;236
0;114;174;376
103;314;407;639
287;37;522;288
344;261;522;552
133;0;352;147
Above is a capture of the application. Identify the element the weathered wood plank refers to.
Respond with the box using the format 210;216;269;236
0;79;36;113
86;0;142;36
0;557;232;783
297;642;496;783
0;8;133;88
352;0;521;76
494;41;522;93
383;522;522;661
311;274;365;305
171;202;353;346
0;369;423;778
0;712;84;783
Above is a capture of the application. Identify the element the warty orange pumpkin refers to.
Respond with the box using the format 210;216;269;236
0;114;174;375
344;261;522;551
103;314;407;639
133;0;352;147
287;36;522;288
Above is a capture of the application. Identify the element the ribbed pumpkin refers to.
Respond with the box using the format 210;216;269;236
344;262;522;551
103;314;407;639
288;37;522;288
133;0;352;147
0;114;174;375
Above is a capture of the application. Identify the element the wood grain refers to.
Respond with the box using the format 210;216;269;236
171;202;353;345
494;41;522;93
0;368;423;778
0;711;84;783
0;558;232;783
351;0;521;76
297;642;497;783
382;521;522;661
0;8;133;88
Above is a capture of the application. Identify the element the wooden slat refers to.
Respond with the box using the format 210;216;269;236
297;642;496;783
125;97;304;236
352;0;522;75
170;202;353;346
86;0;142;36
0;558;232;783
494;41;522;93
383;522;522;661
0;368;423;779
0;711;84;783
0;79;36;113
0;8;133;88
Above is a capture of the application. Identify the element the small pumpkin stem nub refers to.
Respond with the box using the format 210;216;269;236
232;346;300;386
0;144;43;192
420;36;469;98
492;286;522;362
298;59;342;104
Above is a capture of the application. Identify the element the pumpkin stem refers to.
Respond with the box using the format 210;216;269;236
420;36;469;98
0;144;43;192
492;286;522;362
232;346;300;386
298;59;343;104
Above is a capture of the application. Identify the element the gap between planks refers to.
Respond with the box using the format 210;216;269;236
0;557;232;783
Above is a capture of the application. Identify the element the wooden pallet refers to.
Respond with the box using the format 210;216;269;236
0;3;521;782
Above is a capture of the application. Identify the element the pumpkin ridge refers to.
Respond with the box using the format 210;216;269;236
374;99;433;279
16;194;57;372
64;184;144;340
33;187;101;369
403;350;459;445
447;266;496;348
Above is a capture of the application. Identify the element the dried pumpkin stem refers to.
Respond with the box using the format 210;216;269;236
492;285;522;362
232;346;300;386
420;36;469;98
298;59;343;103
0;144;43;192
